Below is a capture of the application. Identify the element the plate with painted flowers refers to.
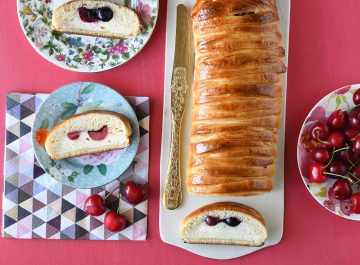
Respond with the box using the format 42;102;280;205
297;84;360;220
32;82;140;188
17;0;158;72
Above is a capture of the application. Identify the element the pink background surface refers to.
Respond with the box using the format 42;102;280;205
0;0;359;264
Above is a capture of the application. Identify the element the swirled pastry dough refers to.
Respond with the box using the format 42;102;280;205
187;0;286;196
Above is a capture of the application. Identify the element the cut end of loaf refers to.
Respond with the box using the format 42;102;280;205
181;202;268;246
52;0;141;39
45;110;132;160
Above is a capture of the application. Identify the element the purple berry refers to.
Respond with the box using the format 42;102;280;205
224;217;241;227
205;216;220;226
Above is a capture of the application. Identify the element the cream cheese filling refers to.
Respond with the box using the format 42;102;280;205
58;131;128;155
61;10;134;36
187;221;263;242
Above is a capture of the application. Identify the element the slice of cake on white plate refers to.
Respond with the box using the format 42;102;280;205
181;202;268;246
52;0;141;39
45;110;132;160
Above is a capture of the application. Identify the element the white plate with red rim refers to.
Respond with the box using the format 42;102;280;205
160;0;291;260
297;84;360;221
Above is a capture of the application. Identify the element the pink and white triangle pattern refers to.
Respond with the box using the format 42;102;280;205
1;93;149;241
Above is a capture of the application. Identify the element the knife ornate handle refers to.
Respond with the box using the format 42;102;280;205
163;67;187;210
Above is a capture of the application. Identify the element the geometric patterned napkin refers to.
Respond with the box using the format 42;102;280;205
2;93;149;240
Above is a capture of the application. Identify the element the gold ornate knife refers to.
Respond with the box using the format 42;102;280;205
163;4;191;210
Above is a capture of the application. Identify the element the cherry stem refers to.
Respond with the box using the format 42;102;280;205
349;156;360;169
348;171;360;185
117;193;122;215
324;172;354;183
332;145;350;153
347;171;360;183
347;155;357;169
105;186;119;200
348;158;360;170
325;148;336;168
317;137;330;145
132;160;137;184
351;132;360;141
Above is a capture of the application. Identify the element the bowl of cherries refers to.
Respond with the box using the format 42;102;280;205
298;84;360;220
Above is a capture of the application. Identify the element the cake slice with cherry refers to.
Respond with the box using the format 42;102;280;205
44;110;132;160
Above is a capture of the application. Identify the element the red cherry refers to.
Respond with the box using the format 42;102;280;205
124;181;147;204
78;7;98;23
88;126;108;141
350;193;360;214
327;160;347;178
352;136;360;155
328;110;348;130
353;89;360;105
328;186;342;204
140;185;148;200
338;149;357;165
331;179;352;200
311;122;330;141
104;211;126;232
205;216;221;226
353;164;360;179
349;106;360;130
67;131;81;140
345;128;359;141
308;163;327;183
84;194;106;216
311;148;331;164
327;131;345;148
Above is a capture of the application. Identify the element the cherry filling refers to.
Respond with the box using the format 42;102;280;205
78;7;113;23
205;216;241;227
234;11;255;16
88;126;108;141
67;126;108;141
67;131;81;140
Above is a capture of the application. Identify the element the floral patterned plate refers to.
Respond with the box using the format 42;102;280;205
32;82;140;188
297;84;360;220
17;0;158;72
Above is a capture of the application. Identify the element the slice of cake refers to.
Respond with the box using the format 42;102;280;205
45;110;132;160
52;0;141;39
181;202;268;246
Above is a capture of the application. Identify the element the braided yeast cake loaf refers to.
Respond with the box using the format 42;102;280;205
187;0;286;196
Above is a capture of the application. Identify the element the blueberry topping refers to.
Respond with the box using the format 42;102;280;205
78;7;113;23
224;217;241;227
205;216;221;226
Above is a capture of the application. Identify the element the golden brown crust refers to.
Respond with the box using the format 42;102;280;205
51;0;141;39
51;29;129;40
188;178;274;196
51;145;129;160
45;110;132;160
187;0;285;196
183;202;266;226
47;110;131;138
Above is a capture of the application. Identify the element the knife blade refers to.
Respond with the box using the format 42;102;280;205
163;4;191;210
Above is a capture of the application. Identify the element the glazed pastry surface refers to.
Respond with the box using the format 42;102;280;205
187;0;286;196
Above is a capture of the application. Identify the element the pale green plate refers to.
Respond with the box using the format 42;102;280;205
32;82;140;188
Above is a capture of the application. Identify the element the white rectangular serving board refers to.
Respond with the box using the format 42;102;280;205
160;0;291;260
